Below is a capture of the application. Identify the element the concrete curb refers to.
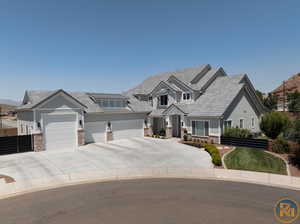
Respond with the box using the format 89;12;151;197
221;147;236;169
264;151;291;176
0;167;300;199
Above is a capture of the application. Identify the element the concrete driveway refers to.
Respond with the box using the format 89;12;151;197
0;137;213;183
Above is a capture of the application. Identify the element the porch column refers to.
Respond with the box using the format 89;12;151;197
144;117;153;137
165;115;172;138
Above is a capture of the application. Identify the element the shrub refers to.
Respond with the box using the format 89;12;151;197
223;127;253;138
289;148;300;170
183;135;188;141
158;129;166;137
270;137;290;154
204;144;222;166
183;141;203;148
260;112;290;139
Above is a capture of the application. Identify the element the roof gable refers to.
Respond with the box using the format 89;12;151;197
33;89;87;109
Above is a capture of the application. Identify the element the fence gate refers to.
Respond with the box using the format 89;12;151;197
0;135;33;155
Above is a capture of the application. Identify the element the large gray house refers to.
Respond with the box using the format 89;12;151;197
17;64;265;151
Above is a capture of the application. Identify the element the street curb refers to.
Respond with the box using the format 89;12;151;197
0;167;300;200
221;147;236;169
264;151;291;176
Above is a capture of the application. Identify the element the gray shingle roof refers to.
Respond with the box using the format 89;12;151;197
124;64;209;96
175;75;246;117
18;90;151;113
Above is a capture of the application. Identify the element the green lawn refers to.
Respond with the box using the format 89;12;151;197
224;147;287;175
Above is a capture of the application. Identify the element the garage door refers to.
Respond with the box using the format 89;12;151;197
84;121;106;143
112;119;144;140
43;113;77;151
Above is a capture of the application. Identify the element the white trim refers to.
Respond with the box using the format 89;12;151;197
251;117;255;129
191;120;210;137
239;118;244;129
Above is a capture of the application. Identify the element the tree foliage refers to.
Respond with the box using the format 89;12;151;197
223;127;253;138
263;93;278;111
259;112;290;139
287;91;300;112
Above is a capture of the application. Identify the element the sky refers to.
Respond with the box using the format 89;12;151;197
0;0;299;101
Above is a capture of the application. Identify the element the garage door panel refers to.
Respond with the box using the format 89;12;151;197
43;114;77;151
112;119;143;140
85;122;106;143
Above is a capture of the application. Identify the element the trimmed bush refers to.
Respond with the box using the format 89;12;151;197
158;129;166;137
260;112;290;139
223;127;253;138
270;137;290;154
204;144;222;166
289;148;300;169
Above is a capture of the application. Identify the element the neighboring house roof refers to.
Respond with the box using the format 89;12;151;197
18;90;151;114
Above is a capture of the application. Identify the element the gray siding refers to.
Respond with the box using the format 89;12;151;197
223;91;260;133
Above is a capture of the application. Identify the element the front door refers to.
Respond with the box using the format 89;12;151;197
172;115;181;137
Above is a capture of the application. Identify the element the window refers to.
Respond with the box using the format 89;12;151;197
192;121;209;136
239;119;244;129
159;95;168;106
98;100;126;108
251;117;255;128
224;120;232;129
182;92;191;100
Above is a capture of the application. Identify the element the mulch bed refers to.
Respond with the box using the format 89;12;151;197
280;154;300;177
0;175;15;183
215;145;235;169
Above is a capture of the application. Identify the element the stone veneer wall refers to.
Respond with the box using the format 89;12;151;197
166;127;172;138
144;127;153;137
190;136;220;144
106;131;113;142
33;133;45;152
78;129;85;146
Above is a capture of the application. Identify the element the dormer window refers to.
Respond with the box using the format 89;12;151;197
159;95;168;106
182;92;191;101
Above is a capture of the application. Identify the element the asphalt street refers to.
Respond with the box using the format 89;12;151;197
0;179;299;224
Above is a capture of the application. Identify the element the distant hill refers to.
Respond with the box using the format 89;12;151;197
0;99;20;106
0;104;17;114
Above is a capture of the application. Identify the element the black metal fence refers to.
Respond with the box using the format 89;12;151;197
220;136;269;150
0;135;33;155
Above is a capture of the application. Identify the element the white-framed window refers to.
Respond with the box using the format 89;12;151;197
159;95;168;106
224;120;232;129
251;117;255;128
98;100;126;108
182;92;191;101
239;119;244;129
192;120;209;137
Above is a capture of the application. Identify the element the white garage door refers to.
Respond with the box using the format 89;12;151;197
112;119;144;140
43;113;77;151
84;121;106;143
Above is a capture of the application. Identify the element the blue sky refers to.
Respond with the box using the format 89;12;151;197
0;0;299;100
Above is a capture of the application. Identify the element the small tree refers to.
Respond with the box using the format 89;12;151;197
287;91;300;112
293;119;300;145
263;93;278;111
260;112;290;139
